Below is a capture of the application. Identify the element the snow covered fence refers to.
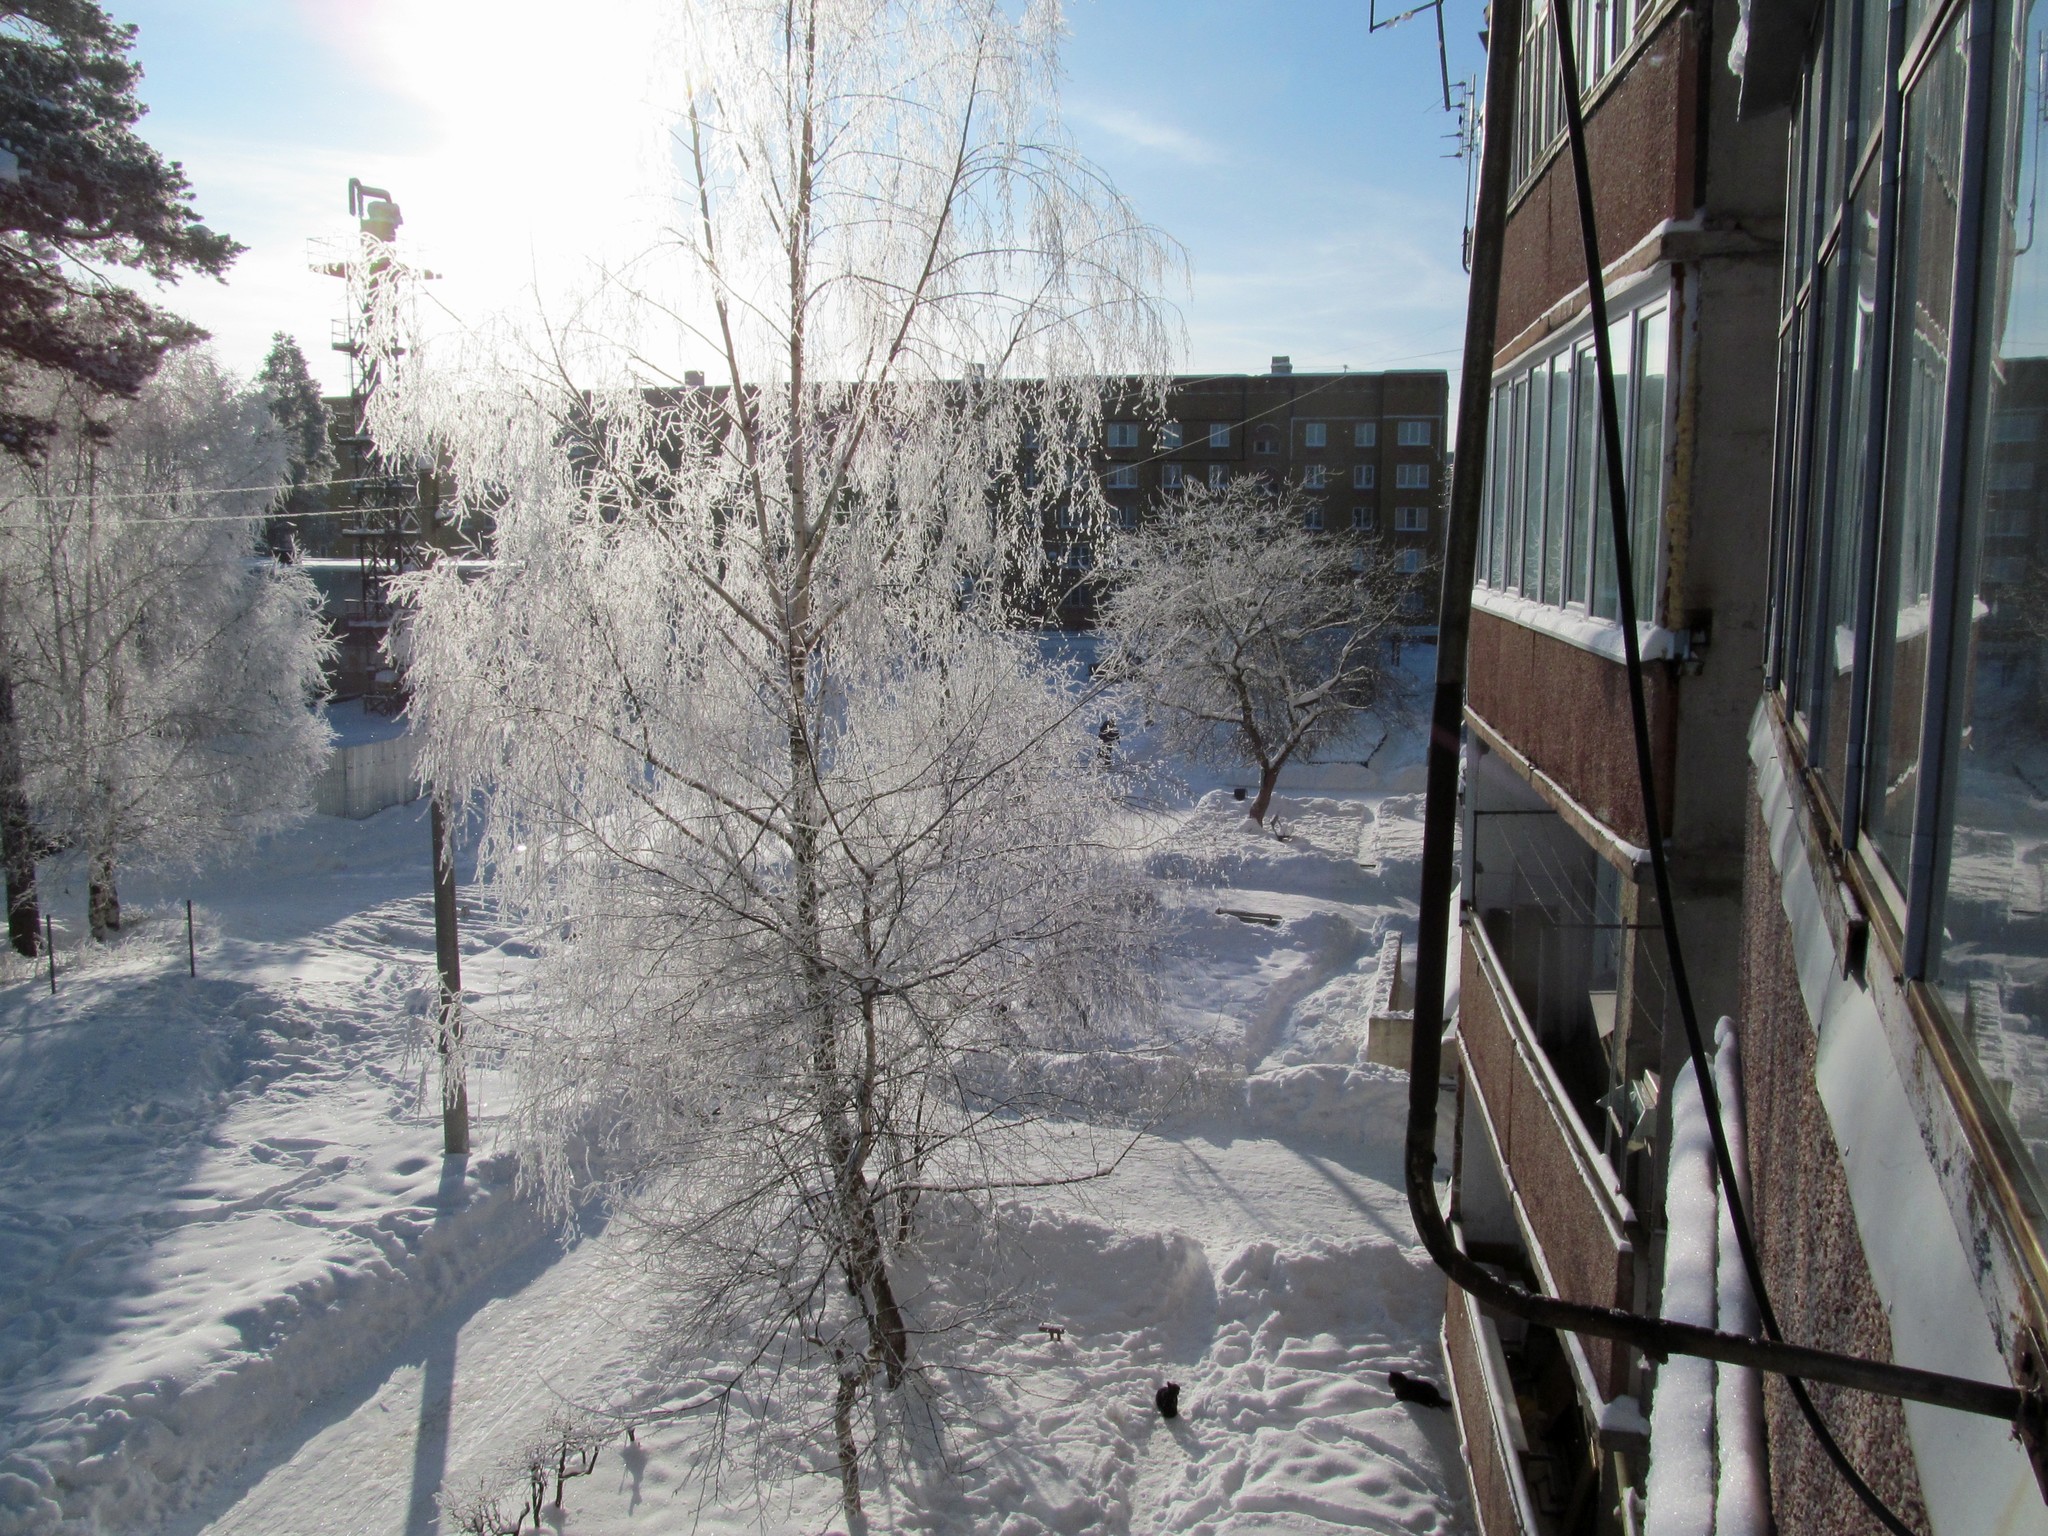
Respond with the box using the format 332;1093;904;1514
312;733;420;819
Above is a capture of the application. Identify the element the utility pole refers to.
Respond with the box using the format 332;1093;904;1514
432;794;468;1155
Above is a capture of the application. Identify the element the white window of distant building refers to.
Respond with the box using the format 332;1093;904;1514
1160;420;1184;450
1351;548;1367;572
1106;421;1138;449
1352;505;1375;532
1304;464;1327;490
1106;465;1138;489
1162;463;1184;490
1395;505;1428;532
1057;505;1080;529
1353;464;1376;489
1355;422;1378;448
1996;411;2039;443
1253;424;1280;455
1304;422;1327;448
1207;463;1228;490
1991;460;2036;492
1304;504;1325;532
1397;420;1432;447
1397;548;1424;574
1207;422;1231;449
1116;505;1138;530
1395;463;1430;489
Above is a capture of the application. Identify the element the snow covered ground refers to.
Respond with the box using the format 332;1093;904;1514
2;717;1473;1536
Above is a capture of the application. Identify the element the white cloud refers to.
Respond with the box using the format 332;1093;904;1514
1068;102;1225;165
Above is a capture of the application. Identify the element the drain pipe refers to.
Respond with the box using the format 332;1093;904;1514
1401;0;2036;1440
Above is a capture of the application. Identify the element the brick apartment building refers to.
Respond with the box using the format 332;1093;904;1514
1049;362;1449;626
1438;0;2048;1529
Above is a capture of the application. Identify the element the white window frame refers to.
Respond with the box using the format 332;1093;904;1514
1162;463;1184;490
1106;421;1138;449
1207;422;1231;449
1353;464;1376;489
1304;464;1327;490
1207;463;1228;490
1304;422;1327;448
1355;422;1378;448
1395;463;1430;489
1105;465;1138;489
1397;548;1424;574
1397;420;1433;447
1160;420;1184;450
1304;504;1326;532
1395;505;1429;532
1352;505;1374;532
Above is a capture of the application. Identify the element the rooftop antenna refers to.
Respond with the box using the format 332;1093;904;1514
1369;0;1455;113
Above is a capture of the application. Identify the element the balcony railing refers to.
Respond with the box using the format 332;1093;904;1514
1460;915;1638;1400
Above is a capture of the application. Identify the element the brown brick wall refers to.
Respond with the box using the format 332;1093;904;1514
1497;6;1698;355
1445;1283;1530;1536
1463;941;1630;1396
1467;607;1676;848
1737;778;1931;1535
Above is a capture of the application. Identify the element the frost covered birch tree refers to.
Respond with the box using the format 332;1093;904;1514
1;349;333;938
1101;479;1411;825
365;0;1176;1520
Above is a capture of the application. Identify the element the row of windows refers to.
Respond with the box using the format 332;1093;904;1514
1102;419;1435;451
1105;461;1431;493
1087;500;1431;537
1476;290;1671;620
1769;0;2048;1203
1510;0;1662;189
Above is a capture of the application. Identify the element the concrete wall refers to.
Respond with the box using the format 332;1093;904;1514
313;734;420;819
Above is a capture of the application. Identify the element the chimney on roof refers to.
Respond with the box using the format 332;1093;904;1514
1271;355;1293;376
684;370;706;387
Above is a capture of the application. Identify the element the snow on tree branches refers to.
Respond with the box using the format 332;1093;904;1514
360;0;1178;1522
1100;479;1412;825
0;348;334;939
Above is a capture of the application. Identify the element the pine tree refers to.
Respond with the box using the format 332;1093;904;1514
255;332;334;553
0;0;242;458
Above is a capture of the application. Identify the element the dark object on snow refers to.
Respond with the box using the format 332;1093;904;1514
1232;786;1247;801
1040;1323;1065;1342
1155;1382;1181;1420
1389;1370;1449;1409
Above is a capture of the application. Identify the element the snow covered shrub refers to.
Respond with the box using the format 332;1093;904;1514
361;0;1177;1521
0;348;334;937
1100;479;1411;825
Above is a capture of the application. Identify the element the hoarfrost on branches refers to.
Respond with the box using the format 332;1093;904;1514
362;0;1180;1520
1099;478;1411;825
0;347;334;938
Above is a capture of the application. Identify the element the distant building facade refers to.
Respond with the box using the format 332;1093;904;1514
1050;361;1449;627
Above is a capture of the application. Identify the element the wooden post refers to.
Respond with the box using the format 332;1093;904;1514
186;898;195;977
45;910;54;994
432;795;468;1155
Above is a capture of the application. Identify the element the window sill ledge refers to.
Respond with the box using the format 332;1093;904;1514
1471;584;1683;667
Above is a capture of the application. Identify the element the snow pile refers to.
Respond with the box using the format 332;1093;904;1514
1644;1019;1766;1536
0;808;542;1536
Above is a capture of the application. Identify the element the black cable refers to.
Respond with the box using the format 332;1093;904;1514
1545;2;1918;1529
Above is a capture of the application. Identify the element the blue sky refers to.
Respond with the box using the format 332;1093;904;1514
108;0;1484;395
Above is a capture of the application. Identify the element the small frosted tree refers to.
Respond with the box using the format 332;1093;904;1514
366;0;1175;1522
1100;479;1411;824
2;348;333;937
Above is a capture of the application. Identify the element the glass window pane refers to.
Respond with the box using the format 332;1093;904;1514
1793;255;1847;725
1865;15;1968;890
1593;317;1633;621
1820;166;1884;810
1935;0;2048;1187
1634;307;1669;621
1525;364;1550;594
1546;351;1573;605
1571;343;1599;608
1507;375;1527;591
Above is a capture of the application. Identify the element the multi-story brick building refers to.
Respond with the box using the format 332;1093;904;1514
1050;361;1448;627
1438;0;2048;1528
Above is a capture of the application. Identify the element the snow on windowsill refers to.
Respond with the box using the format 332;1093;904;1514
1471;584;1684;665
